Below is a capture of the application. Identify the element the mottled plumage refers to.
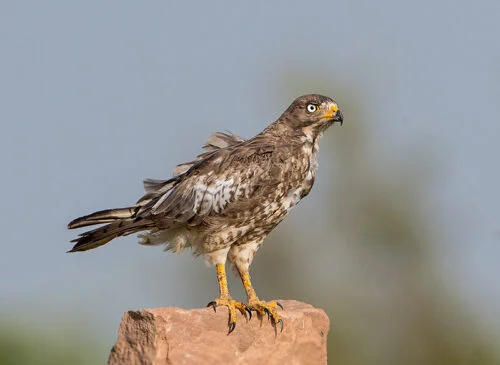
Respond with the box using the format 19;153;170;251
68;94;343;333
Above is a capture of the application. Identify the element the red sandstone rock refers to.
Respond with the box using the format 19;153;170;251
108;300;329;365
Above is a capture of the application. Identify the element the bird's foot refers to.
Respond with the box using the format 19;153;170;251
246;300;284;332
207;297;251;334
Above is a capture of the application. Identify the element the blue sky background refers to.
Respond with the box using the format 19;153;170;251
1;0;499;362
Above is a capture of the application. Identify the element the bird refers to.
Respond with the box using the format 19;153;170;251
68;94;343;333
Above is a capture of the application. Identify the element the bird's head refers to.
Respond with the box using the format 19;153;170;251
279;94;343;133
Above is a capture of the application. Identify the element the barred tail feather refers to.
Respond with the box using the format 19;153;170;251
68;218;154;252
68;208;137;229
68;206;154;252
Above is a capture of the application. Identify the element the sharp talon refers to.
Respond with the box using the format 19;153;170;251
277;318;284;332
245;307;252;320
228;322;236;334
264;308;271;320
276;301;284;310
207;301;217;312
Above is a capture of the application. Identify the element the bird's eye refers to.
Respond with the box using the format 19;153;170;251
306;104;317;113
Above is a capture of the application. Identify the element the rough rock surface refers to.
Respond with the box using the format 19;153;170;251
108;300;329;365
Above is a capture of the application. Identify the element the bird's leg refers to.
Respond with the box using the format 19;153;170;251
237;267;283;331
207;263;249;334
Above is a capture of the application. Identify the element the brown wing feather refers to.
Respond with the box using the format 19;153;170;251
68;131;287;251
173;131;245;176
68;131;248;252
137;135;283;226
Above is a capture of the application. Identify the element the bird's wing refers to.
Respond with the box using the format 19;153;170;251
136;131;247;215
137;137;279;225
173;131;246;176
138;131;246;200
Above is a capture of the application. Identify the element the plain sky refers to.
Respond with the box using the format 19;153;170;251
1;0;499;355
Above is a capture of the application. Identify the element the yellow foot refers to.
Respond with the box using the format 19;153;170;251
207;298;252;334
246;300;284;332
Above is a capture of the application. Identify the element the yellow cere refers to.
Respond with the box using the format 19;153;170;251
321;103;339;118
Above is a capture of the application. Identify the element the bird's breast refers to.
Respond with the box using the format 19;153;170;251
278;142;319;212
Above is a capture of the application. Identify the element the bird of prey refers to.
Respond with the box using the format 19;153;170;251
68;94;343;333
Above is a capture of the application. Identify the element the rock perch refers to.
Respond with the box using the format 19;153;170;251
108;300;329;365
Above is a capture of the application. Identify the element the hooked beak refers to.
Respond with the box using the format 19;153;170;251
323;104;343;125
334;110;343;125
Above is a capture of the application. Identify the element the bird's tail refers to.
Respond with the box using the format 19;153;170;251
67;207;154;252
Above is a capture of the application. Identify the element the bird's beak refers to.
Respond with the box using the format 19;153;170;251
323;104;343;125
334;110;343;125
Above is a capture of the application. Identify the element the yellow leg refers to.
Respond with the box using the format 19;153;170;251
238;268;283;332
216;263;230;298
207;264;250;334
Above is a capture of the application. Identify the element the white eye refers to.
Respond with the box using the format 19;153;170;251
306;104;317;113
